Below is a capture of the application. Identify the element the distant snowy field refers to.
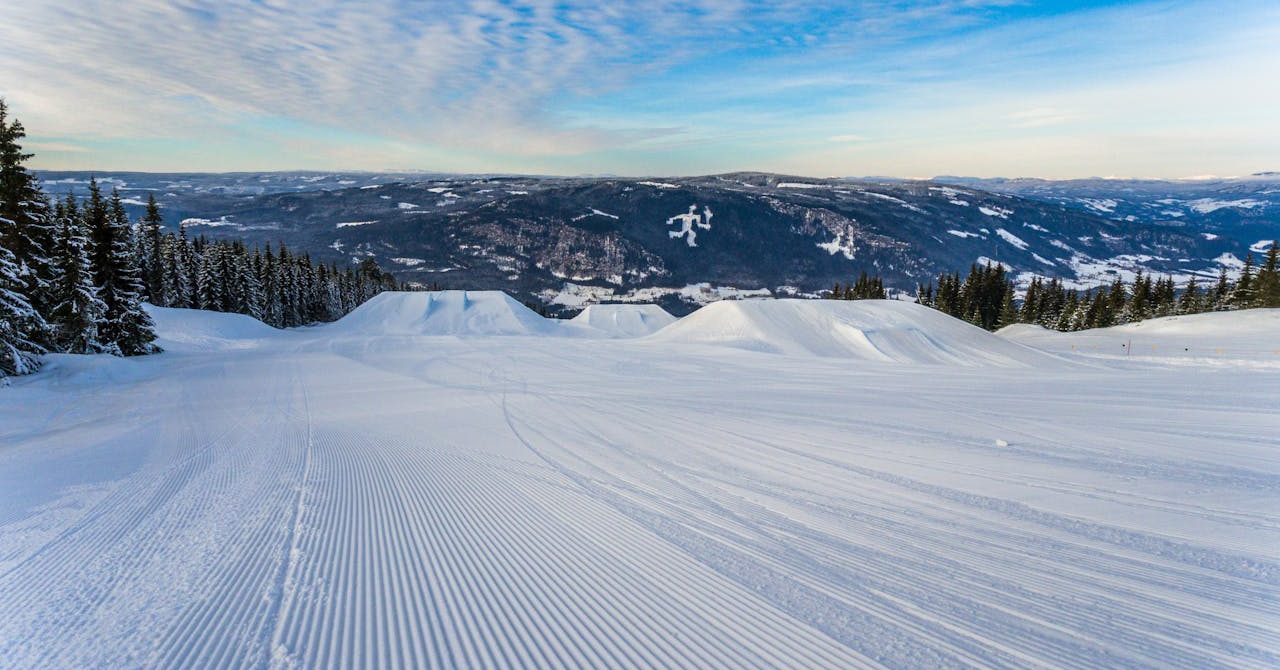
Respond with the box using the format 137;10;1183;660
1;292;1277;668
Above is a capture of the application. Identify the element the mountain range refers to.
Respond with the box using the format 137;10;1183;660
36;170;1279;314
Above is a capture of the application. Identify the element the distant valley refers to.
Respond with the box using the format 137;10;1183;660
36;170;1279;314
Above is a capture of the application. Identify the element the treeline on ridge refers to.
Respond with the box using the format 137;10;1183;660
907;255;1278;332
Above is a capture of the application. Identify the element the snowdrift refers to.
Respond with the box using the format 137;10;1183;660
145;304;279;352
1000;308;1280;365
570;304;677;338
650;299;1055;365
327;290;555;336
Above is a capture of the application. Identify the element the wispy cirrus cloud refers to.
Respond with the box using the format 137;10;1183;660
1;0;1276;176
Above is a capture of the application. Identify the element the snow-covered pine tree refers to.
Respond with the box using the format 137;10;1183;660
196;242;224;312
184;233;201;309
140;194;165;306
1177;277;1201;315
0;231;45;376
48;197;106;353
260;243;282;327
0;100;56;347
278;244;302;327
234;250;263;320
323;263;344;320
97;190;158;356
163;225;194;308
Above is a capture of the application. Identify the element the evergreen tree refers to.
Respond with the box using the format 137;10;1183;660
1253;243;1279;308
0;235;44;376
1177;277;1202;315
140;194;165;305
1210;267;1231;311
95;190;159;355
1126;270;1150;322
47;199;106;353
1229;254;1257;309
995;283;1019;329
164;224;194;308
0;99;56;348
1054;290;1079;331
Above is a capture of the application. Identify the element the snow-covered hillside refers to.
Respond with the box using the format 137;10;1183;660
999;308;1280;366
1;294;1277;668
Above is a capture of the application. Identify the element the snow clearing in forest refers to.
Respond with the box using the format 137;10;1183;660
1;292;1277;669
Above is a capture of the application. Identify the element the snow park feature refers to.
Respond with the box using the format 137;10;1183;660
650;298;1056;365
327;290;557;337
569;303;677;338
1;291;1278;669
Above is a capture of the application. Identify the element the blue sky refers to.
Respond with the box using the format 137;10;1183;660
1;0;1277;177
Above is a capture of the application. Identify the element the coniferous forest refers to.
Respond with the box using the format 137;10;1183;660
913;255;1280;332
0;100;405;378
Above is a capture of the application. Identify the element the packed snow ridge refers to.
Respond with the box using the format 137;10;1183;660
651;299;1057;365
569;303;676;338
328;290;557;337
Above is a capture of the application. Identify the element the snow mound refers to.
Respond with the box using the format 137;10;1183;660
145;305;278;352
651;299;1054;365
1000;309;1280;366
570;304;677;338
328;291;553;336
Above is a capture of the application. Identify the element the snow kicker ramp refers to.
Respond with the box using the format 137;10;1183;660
651;299;1055;366
328;290;555;336
570;304;677;337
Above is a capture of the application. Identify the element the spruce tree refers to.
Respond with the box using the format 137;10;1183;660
1104;278;1126;325
1229;254;1257;309
164;225;194;308
0;100;56;348
1126;270;1150;322
0;235;44;376
1210;268;1231;311
48;198;106;353
1254;243;1279;308
140;194;165;305
995;283;1019;329
1177;277;1201;315
97;190;159;355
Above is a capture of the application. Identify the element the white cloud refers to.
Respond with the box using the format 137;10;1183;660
22;141;89;153
0;0;750;156
1;0;1275;177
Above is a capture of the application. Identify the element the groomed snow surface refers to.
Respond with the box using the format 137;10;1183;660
2;292;1278;669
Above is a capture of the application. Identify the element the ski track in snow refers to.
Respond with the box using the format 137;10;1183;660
1;304;1278;668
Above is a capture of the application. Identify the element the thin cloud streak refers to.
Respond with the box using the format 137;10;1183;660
0;0;1275;177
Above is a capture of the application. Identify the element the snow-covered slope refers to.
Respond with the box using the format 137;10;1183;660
1000;308;1280;366
146;304;279;352
327;290;554;336
651;298;1056;365
569;303;676;337
2;300;1277;668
